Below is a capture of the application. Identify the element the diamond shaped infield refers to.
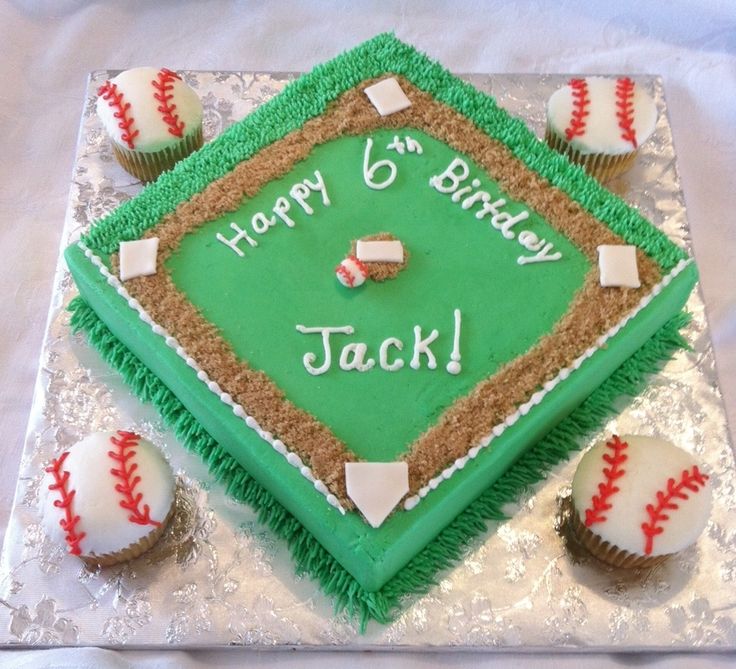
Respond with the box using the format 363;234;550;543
169;128;590;463
66;53;696;596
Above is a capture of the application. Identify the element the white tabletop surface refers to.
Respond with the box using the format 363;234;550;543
1;1;734;666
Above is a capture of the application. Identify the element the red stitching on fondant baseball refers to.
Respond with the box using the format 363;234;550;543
108;431;162;527
98;81;139;150
351;255;369;277
615;77;638;149
151;68;185;138
584;435;628;527
564;78;590;141
45;451;86;556
335;263;354;286
335;256;368;287
640;466;709;555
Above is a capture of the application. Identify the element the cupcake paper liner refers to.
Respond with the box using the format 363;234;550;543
112;126;204;183
569;502;670;569
82;506;175;568
544;126;638;182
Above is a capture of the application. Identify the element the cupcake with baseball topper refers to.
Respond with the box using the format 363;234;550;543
545;76;657;181
97;67;203;182
39;431;176;567
569;435;711;568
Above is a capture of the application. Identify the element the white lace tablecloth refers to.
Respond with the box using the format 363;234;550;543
1;1;735;667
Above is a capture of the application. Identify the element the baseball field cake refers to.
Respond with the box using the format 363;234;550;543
65;34;697;626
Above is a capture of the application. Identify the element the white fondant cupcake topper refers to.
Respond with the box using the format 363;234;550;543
41;431;175;559
572;435;711;557
547;77;656;156
96;67;203;153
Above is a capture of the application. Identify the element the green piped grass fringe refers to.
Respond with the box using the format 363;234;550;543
69;296;690;632
81;33;686;272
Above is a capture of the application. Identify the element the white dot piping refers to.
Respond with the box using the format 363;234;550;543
80;242;691;517
78;242;346;515
403;257;693;511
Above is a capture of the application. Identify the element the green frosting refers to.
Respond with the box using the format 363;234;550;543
65;34;699;608
168;129;589;461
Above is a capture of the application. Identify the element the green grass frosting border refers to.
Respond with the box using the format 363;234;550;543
69;295;691;631
81;33;687;271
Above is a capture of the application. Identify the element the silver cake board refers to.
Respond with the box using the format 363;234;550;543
1;71;734;651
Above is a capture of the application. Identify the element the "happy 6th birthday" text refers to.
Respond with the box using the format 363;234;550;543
215;138;563;266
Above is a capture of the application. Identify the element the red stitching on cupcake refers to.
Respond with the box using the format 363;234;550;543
152;68;185;138
98;81;139;150
45;452;86;556
641;466;708;555
615;77;638;149
564;78;590;141
108;431;162;527
584;435;628;527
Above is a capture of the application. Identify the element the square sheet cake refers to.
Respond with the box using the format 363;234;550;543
65;34;697;624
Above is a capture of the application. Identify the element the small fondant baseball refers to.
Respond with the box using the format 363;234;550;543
39;431;175;566
335;255;369;288
97;67;203;182
570;435;711;568
545;77;657;180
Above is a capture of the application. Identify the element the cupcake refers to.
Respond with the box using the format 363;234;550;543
97;67;203;182
570;435;711;568
545;77;657;181
39;431;175;567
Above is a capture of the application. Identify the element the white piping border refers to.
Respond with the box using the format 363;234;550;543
403;257;694;510
80;241;691;517
78;242;346;515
